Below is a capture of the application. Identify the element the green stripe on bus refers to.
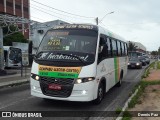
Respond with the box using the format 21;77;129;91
39;71;79;78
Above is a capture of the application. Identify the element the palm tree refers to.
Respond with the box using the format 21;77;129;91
128;41;137;51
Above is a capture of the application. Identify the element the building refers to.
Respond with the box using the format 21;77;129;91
30;20;68;54
0;0;30;39
134;42;146;52
127;41;146;53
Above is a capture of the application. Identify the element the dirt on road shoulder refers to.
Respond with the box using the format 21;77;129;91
129;68;160;120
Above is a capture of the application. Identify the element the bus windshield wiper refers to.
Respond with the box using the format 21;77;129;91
57;53;86;64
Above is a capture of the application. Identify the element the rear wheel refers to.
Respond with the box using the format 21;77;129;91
93;83;104;105
116;72;123;87
116;78;122;87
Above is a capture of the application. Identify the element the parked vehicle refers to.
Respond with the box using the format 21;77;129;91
3;46;22;68
128;57;142;69
138;56;147;66
143;55;150;64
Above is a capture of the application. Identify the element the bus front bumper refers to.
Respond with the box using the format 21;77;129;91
30;78;97;102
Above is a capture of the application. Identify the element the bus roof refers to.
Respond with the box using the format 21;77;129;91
98;25;126;42
50;24;126;43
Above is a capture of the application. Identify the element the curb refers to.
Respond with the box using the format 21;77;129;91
0;72;17;76
0;78;30;89
115;86;140;120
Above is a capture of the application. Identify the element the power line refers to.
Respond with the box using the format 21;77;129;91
31;0;95;19
22;1;73;23
31;3;94;20
31;6;73;23
21;1;72;23
106;22;160;26
31;16;47;22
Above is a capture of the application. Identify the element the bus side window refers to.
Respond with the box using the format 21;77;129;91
117;40;122;56
124;43;128;55
106;37;111;57
111;39;118;57
121;42;125;56
98;35;108;62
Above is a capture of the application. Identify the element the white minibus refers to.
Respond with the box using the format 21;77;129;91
30;24;128;104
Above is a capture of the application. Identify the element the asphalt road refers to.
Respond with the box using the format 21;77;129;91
0;66;146;120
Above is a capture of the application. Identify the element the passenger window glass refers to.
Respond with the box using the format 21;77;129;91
111;39;117;57
98;36;108;62
106;38;111;57
125;43;128;55
117;41;122;56
121;42;125;56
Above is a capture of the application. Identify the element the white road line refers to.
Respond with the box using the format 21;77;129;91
0;96;33;110
135;69;144;80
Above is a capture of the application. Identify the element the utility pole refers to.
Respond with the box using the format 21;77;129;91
96;17;99;25
98;11;114;24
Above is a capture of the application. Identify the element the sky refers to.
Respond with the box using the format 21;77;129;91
30;0;160;51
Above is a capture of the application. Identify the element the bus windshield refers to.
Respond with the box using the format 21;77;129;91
36;29;98;66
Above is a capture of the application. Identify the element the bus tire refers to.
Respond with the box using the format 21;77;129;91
116;78;122;87
93;82;104;105
116;71;123;87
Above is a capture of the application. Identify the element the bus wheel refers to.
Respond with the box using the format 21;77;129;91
93;83;104;105
116;77;122;87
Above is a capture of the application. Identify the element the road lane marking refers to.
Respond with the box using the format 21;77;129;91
135;69;144;80
0;96;33;110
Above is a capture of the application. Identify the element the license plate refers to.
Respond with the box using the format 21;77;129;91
48;84;61;90
131;65;135;67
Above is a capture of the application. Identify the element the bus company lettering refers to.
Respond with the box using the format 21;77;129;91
39;65;81;74
53;24;94;30
47;53;89;61
58;73;75;77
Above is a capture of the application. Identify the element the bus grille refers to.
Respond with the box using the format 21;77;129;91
39;77;74;97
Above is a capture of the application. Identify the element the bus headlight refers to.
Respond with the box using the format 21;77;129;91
31;73;40;80
75;77;95;84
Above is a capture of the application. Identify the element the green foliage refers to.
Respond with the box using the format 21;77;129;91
122;117;131;120
3;25;27;46
158;47;160;55
128;87;143;108
151;51;158;56
115;107;122;114
123;111;132;118
142;62;155;79
128;41;137;51
157;62;160;69
150;61;156;69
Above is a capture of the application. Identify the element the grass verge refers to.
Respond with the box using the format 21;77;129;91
119;61;160;120
157;61;160;69
141;61;155;79
121;80;160;120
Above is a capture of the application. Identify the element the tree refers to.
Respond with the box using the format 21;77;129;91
3;25;27;46
158;47;160;56
128;41;137;51
151;51;158;56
